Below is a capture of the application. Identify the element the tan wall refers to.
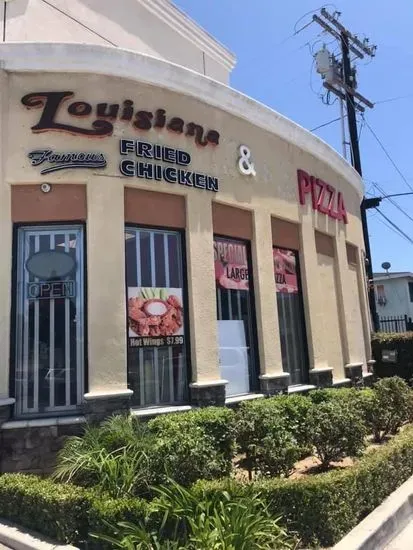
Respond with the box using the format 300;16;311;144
0;69;370;402
4;0;233;83
316;252;345;379
11;184;87;222
125;188;186;228
346;265;368;365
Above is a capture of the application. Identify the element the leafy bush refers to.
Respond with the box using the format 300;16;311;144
0;473;148;547
94;479;297;550
309;387;360;405
235;397;308;478
53;416;155;497
148;407;236;486
194;426;413;547
0;473;90;543
304;399;366;469
363;377;412;442
371;331;413;383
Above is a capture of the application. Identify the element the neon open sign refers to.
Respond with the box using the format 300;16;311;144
27;281;75;300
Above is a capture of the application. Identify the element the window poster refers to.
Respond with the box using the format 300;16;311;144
273;248;299;294
214;237;249;291
128;287;184;347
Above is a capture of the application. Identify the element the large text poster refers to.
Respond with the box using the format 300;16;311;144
214;237;249;291
128;287;184;347
273;248;298;294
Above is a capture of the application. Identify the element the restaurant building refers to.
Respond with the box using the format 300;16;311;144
0;0;373;472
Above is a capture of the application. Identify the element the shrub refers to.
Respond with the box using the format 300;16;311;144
0;473;149;548
53;417;155;497
371;332;413;383
148;407;236;486
309;387;360;405
0;473;90;543
304;399;366;469
364;377;412;442
235;397;308;478
194;426;413;547
94;480;297;550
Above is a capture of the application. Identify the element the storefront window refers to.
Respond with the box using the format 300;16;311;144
214;236;257;396
273;247;308;385
125;228;188;407
13;225;85;417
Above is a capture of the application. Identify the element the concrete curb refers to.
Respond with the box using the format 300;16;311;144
332;474;413;550
0;519;78;550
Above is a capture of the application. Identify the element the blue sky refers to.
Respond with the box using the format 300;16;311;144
174;0;413;273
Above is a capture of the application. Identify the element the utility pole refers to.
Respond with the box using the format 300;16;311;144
312;9;379;331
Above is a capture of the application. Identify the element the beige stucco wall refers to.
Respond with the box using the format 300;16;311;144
0;43;371;403
346;265;368;366
3;0;234;83
316;253;345;379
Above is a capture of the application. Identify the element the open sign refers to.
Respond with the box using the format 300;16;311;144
27;281;75;300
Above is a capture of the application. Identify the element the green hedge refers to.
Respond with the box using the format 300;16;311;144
0;474;148;548
372;332;413;382
193;426;413;547
148;406;236;485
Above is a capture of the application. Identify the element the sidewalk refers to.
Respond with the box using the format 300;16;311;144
384;517;413;549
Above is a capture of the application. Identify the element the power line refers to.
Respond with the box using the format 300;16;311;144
373;214;411;243
362;115;413;193
375;93;413;106
40;0;117;46
371;181;413;224
310;115;343;132
374;208;413;245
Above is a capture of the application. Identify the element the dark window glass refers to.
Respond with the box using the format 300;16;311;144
273;247;308;385
409;282;413;303
125;227;188;407
14;226;84;417
214;236;257;397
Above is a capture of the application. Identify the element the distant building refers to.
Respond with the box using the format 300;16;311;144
374;272;413;319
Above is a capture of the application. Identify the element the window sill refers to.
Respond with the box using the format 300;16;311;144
332;378;351;387
132;404;192;418
288;384;316;394
1;415;86;430
225;393;264;405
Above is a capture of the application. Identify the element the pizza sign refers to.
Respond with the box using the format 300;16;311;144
297;169;348;224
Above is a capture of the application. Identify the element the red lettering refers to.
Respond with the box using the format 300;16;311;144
327;184;339;219
316;179;330;214
337;192;348;224
298;169;348;224
310;176;318;209
297;169;311;205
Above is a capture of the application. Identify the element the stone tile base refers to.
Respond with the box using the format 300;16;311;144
82;392;133;424
189;382;226;407
0;421;84;474
259;373;290;396
363;372;375;387
344;363;364;387
0;403;13;426
309;367;333;388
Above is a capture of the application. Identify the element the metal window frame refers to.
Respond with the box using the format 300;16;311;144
125;223;191;408
213;233;260;393
273;245;310;385
10;222;86;419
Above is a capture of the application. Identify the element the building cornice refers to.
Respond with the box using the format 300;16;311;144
0;42;363;198
138;0;236;71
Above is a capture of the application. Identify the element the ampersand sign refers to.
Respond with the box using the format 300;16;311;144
238;145;256;177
